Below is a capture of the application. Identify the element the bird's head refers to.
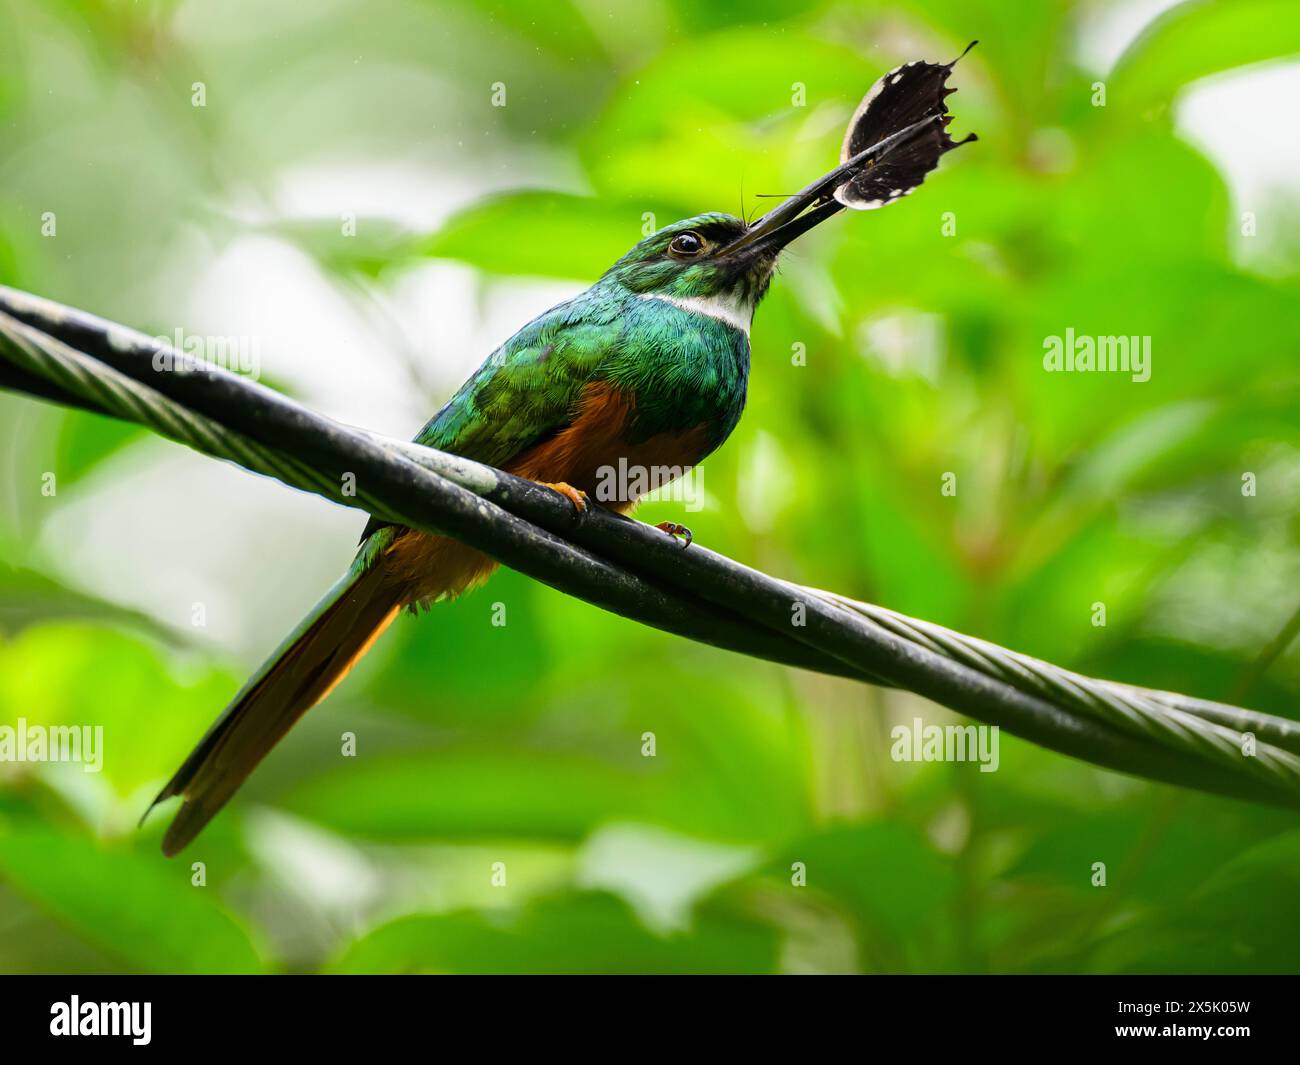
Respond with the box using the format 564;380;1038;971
603;213;785;313
602;113;953;321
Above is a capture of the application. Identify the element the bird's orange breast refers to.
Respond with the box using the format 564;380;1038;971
504;380;709;500
384;380;708;608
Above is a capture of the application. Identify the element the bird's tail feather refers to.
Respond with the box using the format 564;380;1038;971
148;559;402;857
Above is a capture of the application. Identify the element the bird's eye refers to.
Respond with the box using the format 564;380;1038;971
669;232;704;257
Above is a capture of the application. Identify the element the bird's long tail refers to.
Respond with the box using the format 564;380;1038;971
148;558;403;856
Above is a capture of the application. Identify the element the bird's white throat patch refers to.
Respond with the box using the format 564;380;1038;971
642;291;753;336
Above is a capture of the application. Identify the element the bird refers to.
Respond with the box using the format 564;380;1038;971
147;51;976;856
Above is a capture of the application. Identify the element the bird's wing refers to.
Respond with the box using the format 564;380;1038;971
360;301;619;542
416;315;614;465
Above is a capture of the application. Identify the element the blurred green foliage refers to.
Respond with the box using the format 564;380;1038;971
1;0;1298;974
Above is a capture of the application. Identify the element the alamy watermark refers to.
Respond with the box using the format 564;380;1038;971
1043;328;1150;382
890;717;999;772
151;327;261;380
0;718;103;772
50;997;150;1045
594;460;704;512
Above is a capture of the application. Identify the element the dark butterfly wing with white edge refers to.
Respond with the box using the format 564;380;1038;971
835;41;978;210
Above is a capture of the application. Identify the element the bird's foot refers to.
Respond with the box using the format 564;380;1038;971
541;481;589;515
655;521;693;547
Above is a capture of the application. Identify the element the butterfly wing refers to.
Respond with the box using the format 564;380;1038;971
835;41;978;210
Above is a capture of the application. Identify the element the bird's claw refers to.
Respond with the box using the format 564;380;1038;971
541;481;588;515
655;520;693;547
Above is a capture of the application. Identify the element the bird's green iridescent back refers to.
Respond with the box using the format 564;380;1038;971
414;258;752;467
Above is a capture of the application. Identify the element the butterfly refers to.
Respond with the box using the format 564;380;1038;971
835;40;978;210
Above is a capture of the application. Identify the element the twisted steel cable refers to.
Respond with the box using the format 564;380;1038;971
2;284;1298;808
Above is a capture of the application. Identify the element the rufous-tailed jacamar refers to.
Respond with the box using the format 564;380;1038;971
150;47;976;854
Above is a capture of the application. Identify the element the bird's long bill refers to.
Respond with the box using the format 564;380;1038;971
722;114;946;256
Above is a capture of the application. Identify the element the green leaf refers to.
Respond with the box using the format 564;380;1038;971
329;890;777;974
0;565;179;642
0;622;236;797
419;191;657;280
1113;0;1300;108
768;822;959;971
279;747;673;841
582;28;878;207
54;408;144;487
0;829;263;973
